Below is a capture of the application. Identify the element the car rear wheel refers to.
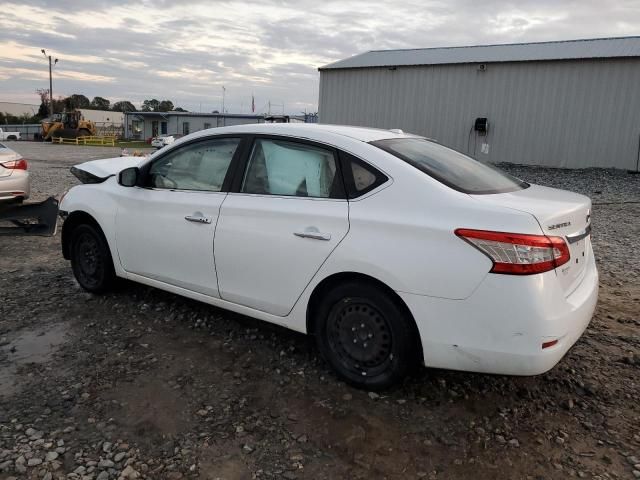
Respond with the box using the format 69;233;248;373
314;282;419;390
70;224;116;293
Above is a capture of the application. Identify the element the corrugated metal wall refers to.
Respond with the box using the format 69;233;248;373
319;58;640;169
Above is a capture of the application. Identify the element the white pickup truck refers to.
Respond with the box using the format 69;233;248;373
0;128;21;141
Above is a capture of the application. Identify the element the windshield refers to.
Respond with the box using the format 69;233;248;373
372;138;528;194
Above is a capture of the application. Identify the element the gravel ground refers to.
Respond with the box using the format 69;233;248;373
0;142;639;480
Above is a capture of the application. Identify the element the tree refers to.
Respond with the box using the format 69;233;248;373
90;96;110;110
141;99;160;112
173;106;187;112
64;94;90;110
158;100;174;112
112;101;136;112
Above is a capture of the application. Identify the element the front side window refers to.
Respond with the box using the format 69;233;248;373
372;138;528;194
241;139;340;198
147;138;240;192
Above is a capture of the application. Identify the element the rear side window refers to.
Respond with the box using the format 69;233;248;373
340;152;388;199
241;139;341;198
372;138;528;194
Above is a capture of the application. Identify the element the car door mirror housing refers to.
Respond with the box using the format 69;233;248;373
118;167;139;187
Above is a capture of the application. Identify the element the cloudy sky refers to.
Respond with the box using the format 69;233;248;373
0;0;638;114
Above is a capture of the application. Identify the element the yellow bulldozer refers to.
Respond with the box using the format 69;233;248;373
41;110;97;140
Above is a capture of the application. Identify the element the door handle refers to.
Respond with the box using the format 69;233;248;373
294;228;331;241
185;214;212;224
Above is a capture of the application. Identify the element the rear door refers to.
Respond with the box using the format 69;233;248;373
214;136;349;316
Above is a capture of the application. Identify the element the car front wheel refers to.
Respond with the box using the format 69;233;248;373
70;223;116;293
314;281;419;390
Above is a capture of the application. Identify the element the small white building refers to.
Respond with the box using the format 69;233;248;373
123;112;266;140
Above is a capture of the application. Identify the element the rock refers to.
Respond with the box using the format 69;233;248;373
629;456;640;465
496;435;506;444
632;470;640;479
242;444;254;454
27;457;42;467
43;473;52;480
342;393;352;401
120;465;140;479
368;392;380;400
102;442;113;453
96;472;109;480
45;451;59;462
98;459;115;468
114;452;127;463
508;439;520;448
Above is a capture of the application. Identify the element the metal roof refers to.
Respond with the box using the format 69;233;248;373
319;36;640;70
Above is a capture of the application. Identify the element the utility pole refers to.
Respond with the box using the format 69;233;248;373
41;49;58;117
222;86;226;113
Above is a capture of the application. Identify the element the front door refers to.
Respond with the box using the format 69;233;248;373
115;137;242;297
215;137;349;316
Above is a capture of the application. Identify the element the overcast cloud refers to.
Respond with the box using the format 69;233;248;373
1;0;639;113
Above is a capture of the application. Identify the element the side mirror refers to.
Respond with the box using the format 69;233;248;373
118;167;139;187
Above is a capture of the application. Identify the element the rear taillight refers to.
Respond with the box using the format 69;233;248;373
455;229;570;275
1;158;27;170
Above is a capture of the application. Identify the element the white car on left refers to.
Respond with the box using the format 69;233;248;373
0;142;30;202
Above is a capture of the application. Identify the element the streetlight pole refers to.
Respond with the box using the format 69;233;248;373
41;49;58;117
222;85;226;114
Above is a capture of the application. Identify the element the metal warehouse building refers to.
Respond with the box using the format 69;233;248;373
318;37;640;170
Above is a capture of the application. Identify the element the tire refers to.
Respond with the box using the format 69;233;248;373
7;135;17;140
314;281;419;390
70;223;116;293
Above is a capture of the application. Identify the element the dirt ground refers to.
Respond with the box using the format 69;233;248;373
1;142;639;480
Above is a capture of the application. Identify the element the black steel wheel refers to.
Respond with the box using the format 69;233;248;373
70;223;116;293
315;281;419;390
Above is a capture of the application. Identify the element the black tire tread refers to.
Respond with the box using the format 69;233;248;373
314;280;418;390
69;223;116;293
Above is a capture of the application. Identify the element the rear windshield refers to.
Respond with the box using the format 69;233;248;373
372;138;528;194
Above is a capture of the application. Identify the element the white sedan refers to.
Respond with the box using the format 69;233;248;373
151;134;181;149
59;124;598;389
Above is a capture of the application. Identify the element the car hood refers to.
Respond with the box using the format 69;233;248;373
73;156;145;179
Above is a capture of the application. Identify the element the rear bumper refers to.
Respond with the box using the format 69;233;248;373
400;249;598;375
0;171;30;201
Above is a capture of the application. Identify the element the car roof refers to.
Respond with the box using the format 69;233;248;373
185;123;420;143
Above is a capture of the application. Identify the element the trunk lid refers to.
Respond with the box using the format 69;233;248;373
472;184;592;296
